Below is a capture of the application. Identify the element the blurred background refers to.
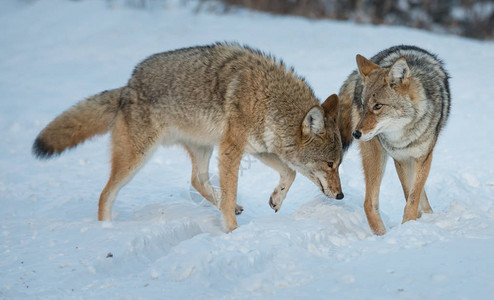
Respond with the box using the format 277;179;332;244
110;0;494;40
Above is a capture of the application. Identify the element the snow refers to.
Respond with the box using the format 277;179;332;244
1;0;494;299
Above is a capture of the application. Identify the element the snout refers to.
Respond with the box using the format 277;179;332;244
352;129;375;141
324;189;344;200
314;174;344;200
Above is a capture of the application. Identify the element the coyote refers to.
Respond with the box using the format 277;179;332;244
33;43;344;232
337;45;450;235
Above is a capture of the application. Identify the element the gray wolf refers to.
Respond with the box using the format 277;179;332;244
337;45;450;235
32;43;344;232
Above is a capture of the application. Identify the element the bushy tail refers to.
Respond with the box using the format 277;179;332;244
32;87;124;159
338;92;354;152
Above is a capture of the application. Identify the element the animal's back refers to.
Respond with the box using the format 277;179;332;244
123;43;318;146
119;44;256;145
126;44;239;122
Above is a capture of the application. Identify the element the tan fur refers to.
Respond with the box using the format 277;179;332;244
356;54;379;79
336;46;450;235
360;137;387;235
33;88;122;157
394;156;433;220
354;54;436;221
33;43;343;232
322;94;339;121
401;151;434;223
255;153;296;212
354;56;436;234
356;111;378;136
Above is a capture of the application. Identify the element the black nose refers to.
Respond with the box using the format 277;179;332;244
336;193;344;200
352;131;361;139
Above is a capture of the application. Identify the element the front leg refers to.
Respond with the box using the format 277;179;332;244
254;153;296;212
395;158;433;218
394;158;412;200
218;136;246;233
402;151;433;223
360;137;388;235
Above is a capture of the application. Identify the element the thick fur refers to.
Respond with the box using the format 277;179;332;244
33;88;122;158
33;43;343;232
337;45;450;235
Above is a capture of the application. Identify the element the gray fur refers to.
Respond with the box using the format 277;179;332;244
342;45;450;159
337;45;451;235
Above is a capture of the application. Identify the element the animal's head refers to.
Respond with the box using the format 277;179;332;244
289;94;344;199
352;54;418;141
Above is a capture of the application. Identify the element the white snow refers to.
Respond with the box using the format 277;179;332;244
1;0;494;299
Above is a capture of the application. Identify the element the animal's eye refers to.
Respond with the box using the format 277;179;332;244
373;104;383;110
328;162;334;168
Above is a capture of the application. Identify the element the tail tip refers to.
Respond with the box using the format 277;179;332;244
32;137;56;159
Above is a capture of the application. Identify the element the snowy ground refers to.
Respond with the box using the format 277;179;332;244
1;1;494;299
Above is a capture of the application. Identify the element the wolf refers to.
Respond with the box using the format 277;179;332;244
337;45;450;235
32;42;344;232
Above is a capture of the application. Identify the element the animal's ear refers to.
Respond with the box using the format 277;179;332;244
302;106;325;136
356;54;379;79
388;57;410;85
321;94;339;123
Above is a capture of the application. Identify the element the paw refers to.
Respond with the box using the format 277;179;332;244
226;223;239;233
367;217;387;235
235;204;244;215
371;226;387;236
402;203;420;224
402;213;418;224
223;218;239;233
269;197;281;212
417;207;433;219
269;196;278;212
269;188;285;212
418;205;433;215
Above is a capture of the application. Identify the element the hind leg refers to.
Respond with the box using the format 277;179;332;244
417;189;433;217
218;132;247;232
402;151;433;223
183;145;217;205
184;144;244;215
98;116;158;221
